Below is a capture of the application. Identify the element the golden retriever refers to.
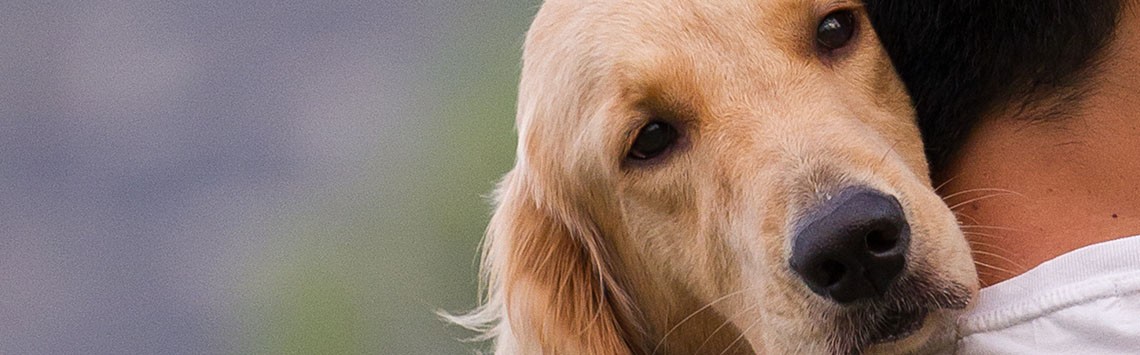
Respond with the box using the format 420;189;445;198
448;0;979;353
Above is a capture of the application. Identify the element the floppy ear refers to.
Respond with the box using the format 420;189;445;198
452;170;647;354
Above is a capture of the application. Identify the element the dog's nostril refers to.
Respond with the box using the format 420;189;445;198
819;260;847;287
865;229;899;255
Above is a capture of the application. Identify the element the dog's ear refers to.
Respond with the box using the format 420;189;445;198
463;170;646;354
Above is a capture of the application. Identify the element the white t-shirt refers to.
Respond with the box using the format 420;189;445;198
956;235;1140;354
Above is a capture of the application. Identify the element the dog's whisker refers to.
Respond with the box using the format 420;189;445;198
976;270;1012;283
948;192;1018;211
966;239;1016;254
962;230;1005;239
961;224;1024;233
873;138;903;170
693;302;760;355
719;316;762;355
969;249;1026;270
941;187;1021;202
954;211;981;225
973;260;1019;276
933;174;963;193
964;234;1025;268
963;231;1015;243
976;269;1003;279
967;244;1017;259
651;286;758;355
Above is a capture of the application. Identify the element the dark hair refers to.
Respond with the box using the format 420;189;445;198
863;1;1124;176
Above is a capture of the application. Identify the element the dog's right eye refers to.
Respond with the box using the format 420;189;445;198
627;121;678;161
816;10;857;52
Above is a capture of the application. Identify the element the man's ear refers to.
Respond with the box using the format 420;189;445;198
477;170;646;354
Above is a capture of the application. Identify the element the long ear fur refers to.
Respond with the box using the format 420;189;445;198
446;170;646;354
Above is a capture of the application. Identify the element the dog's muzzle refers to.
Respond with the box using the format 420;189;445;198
790;187;910;303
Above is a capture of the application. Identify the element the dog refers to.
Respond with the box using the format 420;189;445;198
447;0;979;353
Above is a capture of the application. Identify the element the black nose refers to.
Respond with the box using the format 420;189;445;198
790;187;910;304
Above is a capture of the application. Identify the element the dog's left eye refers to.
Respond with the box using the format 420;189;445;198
816;10;857;51
628;121;678;161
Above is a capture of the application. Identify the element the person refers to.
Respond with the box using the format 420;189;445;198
865;1;1140;353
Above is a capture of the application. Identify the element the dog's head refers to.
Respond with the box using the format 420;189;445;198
453;0;978;354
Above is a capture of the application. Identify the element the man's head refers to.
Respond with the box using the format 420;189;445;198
864;0;1126;177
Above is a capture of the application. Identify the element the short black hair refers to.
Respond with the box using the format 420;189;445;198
863;1;1124;176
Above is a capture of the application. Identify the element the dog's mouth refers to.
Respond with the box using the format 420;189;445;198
866;305;929;344
826;265;973;354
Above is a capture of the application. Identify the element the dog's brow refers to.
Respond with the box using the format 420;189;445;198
632;90;698;131
631;75;703;121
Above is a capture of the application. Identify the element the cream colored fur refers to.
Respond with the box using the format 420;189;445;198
448;0;978;353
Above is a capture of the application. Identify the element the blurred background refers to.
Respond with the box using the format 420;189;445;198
1;1;540;353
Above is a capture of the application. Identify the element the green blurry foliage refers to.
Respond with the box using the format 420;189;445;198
241;2;540;354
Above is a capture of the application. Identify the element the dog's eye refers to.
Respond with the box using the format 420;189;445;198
628;121;678;161
816;10;856;51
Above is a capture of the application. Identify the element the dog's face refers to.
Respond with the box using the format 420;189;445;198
471;0;979;354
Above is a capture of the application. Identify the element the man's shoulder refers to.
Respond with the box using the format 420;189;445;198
957;235;1140;354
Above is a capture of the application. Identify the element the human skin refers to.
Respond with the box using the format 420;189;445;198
940;2;1140;287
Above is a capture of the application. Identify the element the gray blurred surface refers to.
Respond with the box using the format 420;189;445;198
0;1;536;353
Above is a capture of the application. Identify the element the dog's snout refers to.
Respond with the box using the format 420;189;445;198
790;187;910;304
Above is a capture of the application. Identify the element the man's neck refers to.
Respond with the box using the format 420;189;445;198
941;3;1140;287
